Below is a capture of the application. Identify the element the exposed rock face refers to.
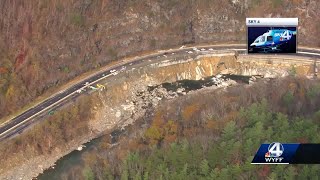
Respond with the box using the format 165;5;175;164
89;52;317;134
91;73;239;133
236;55;318;78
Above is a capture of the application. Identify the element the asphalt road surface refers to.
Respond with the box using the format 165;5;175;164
1;44;320;141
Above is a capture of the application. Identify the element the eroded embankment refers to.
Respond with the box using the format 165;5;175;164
1;51;318;180
91;52;318;134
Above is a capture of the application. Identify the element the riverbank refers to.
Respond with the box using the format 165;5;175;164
34;74;252;179
35;76;320;179
0;127;109;180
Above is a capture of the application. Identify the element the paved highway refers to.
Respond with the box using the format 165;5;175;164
0;44;320;140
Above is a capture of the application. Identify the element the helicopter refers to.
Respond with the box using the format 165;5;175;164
249;28;296;53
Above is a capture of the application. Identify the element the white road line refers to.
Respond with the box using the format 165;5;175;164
226;48;247;51
200;48;320;56
224;49;320;56
297;51;320;56
251;163;289;164
0;73;113;138
1;45;320;139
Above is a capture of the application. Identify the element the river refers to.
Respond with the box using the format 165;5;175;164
36;74;251;179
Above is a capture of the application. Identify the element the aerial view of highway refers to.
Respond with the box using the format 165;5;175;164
1;1;320;180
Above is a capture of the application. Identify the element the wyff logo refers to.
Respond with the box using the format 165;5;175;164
265;142;284;163
251;142;297;164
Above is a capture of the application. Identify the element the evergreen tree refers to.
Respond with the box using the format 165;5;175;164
284;166;296;180
121;169;129;180
134;171;142;180
219;168;230;180
231;164;242;178
180;163;188;178
208;168;219;179
222;121;237;141
83;167;95;180
267;172;277;180
199;159;209;176
143;171;149;180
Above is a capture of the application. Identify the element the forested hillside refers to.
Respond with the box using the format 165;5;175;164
1;0;319;120
44;77;320;180
109;102;320;179
0;94;99;174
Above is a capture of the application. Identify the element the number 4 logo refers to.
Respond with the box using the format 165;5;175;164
281;30;291;41
268;142;284;157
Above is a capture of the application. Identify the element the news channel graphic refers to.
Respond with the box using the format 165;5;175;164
246;18;298;54
251;142;320;164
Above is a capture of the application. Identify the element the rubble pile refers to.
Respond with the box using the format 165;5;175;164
211;74;237;87
119;74;244;128
132;86;180;107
